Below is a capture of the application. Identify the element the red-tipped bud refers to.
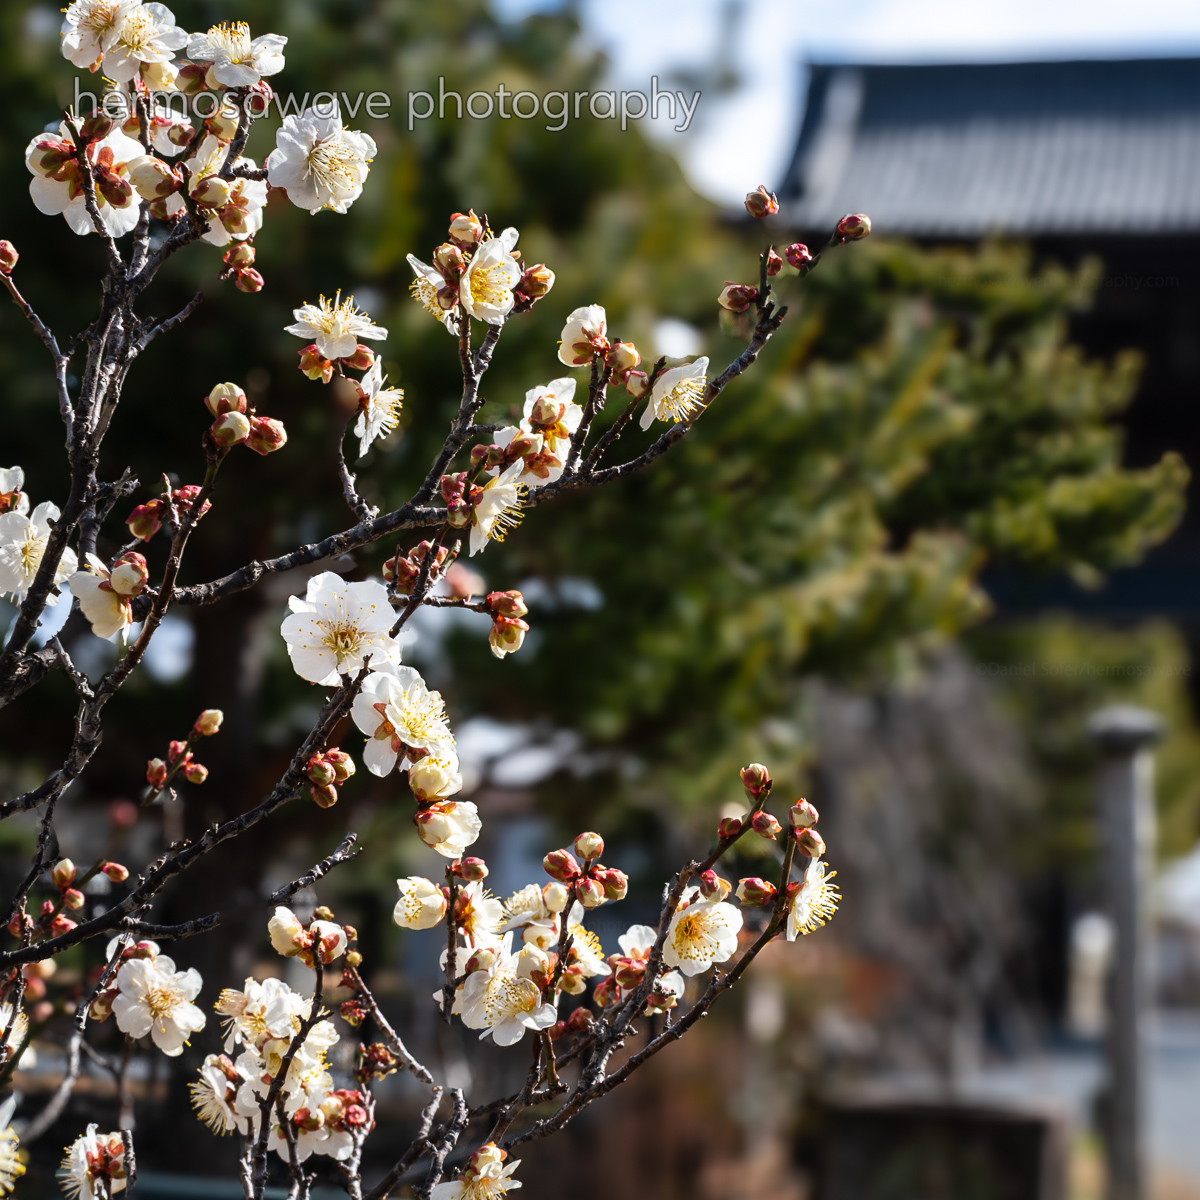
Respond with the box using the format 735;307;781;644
543;849;582;883
146;757;168;788
62;888;85;911
311;782;340;808
464;946;498;974
613;957;646;989
766;248;784;276
448;210;482;246
433;243;465;279
101;861;129;883
789;798;819;829
50;913;76;936
167;740;190;765
382;553;420;594
325;749;355;783
698;869;731;901
192;709;224;737
454;857;489;882
488;615;529;660
593;976;620;1008
205;382;247;417
605;340;641;383
109;551;148;597
126;499;166;541
516;262;555;300
307;754;337;787
235;267;264;293
718;282;759;313
183;761;209;785
487;590;528;619
794;827;827;858
596;867;628;901
573;832;604;862
176;62;207;95
298;343;334;384
575;877;605;909
79;114;114;143
785;242;815;272
717;816;744;840
744;185;779;219
835;213;871;242
751;810;782;841
566;1006;593;1033
342;344;375;371
51;858;76;889
223;243;255;270
546;1020;567;1042
624;370;651;399
740;762;772;798
246;415;286;455
210;411;251;447
736;877;777;906
0;242;18;274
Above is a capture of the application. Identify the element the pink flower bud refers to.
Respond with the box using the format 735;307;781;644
191;174;231;209
766;248;784;276
751;810;782;841
546;1020;567;1042
325;749;355;782
454;856;489;882
246;80;273;118
383;553;420;593
176;62;207;95
448;209;482;245
624;370;650;398
543;849;582;883
342;344;375;371
210;411;251;447
311;782;339;808
785;242;814;271
298;343;334;384
126;499;166;541
594;976;620;1007
101;861;129;883
488;616;528;659
614;957;645;989
168;740;191;765
606;340;641;382
574;832;604;861
717;816;744;840
50;913;76;937
567;1006;593;1032
62;888;85;911
192;709;224;737
789;798;819;829
433;242;465;277
718;282;759;313
596;867;628;901
183;761;208;785
740;762;772;798
246;415;286;455
698;869;731;901
51;859;76;889
794;827;827;858
0;242;18;274
835;212;871;242
516;262;555;300
78;114;114;142
576;877;605;908
223;243;255;270
205;382;248;417
109;551;149;597
487;590;529;619
744;185;779;219
307;754;337;787
235;267;264;293
465;946;497;974
736;877;777;906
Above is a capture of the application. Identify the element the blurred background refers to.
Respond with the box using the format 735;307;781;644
4;0;1200;1195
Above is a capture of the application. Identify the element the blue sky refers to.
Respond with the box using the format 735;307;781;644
495;0;1200;204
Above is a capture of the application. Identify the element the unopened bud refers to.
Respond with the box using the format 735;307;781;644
127;499;165;541
325;749;355;782
433;243;465;277
574;832;604;862
624;370;650;398
176;63;207;95
235;268;264;294
210;410;251;447
789;798;819;829
740;762;772;798
191;175;231;209
539;882;567;914
205;382;247;417
516;262;555;299
109;551;149;597
454;857;488;882
751;810;782;841
794;826;826;858
342;344;375;371
183;761;209;785
718;282;759;313
78;114;114;142
606;340;641;382
717;816;744;840
785;242;814;272
50;913;76;937
0;242;18;274
311;782;339;808
766;248;784;276
205;111;239;141
345;949;363;968
465;946;497;974
101;861;129;883
298;343;333;384
193;709;224;737
307;755;337;787
593;976;620;1007
596;867;628;901
736;877;777;906
223;242;255;270
698;869;731;901
487;590;528;619
127;155;180;200
62;888;85;911
744;185;779;219
246;415;286;455
614;957;645;989
51;859;76;889
566;1006;593;1033
488;615;528;660
543;849;582;883
448;210;482;245
835;213;871;242
576;877;605;908
89;991;114;1022
546;1020;567;1042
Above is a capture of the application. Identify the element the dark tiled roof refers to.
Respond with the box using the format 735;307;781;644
783;58;1200;236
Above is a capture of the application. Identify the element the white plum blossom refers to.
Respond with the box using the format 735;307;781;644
215;976;309;1052
408;751;464;803
61;0;138;70
189;1053;243;1134
281;572;400;686
558;304;607;366
351;665;454;777
354;358;404;458
616;924;684;1009
459;228;522;325
455;881;504;948
166;137;268;246
663;887;742;977
59;1125;126;1200
406;254;459;332
267;906;309;958
495;376;582;487
26;124;144;238
112;953;206;1056
787;858;840;941
394;876;447;930
469;460;526;556
0;502;77;604
267;105;376;214
285;292;387;361
567;922;610;978
187;21;287;87
431;1154;522;1200
70;553;133;640
416;800;480;857
456;935;557;1046
640;357;709;429
102;3;187;82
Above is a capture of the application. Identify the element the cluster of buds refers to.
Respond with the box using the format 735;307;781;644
439;471;479;528
267;905;355;968
735;877;777;907
356;1041;399;1084
49;859;84;926
292;1089;370;1140
126;478;213;542
547;1005;595;1041
144;709;224;797
744;185;780;219
223;242;263;294
790;796;825;858
718;282;760;313
543;834;628;909
486;590;529;659
298;340;374;384
382;541;454;596
306;748;356;808
203;381;288;456
835;212;871;243
89;939;160;1021
28;120;135;214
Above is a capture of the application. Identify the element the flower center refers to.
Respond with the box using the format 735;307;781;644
118;8;161;52
479;486;527;545
394;690;449;744
463;1177;510;1200
319;620;364;666
660;377;706;423
409;275;446;319
77;1;123;37
145;983;183;1021
485;974;540;1023
18;528;46;579
306;137;361;194
673;912;717;960
207;21;252;62
466;262;512;310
